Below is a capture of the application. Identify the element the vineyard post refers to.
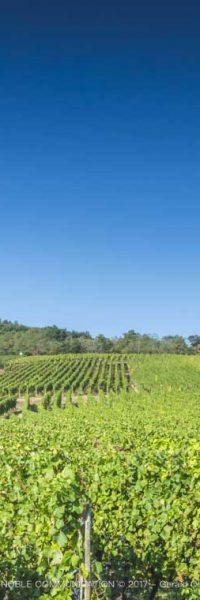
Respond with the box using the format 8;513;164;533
84;504;91;600
77;528;83;600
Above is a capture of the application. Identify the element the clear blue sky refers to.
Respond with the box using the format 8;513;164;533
0;0;200;337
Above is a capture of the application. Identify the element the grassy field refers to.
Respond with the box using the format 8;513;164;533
0;355;200;599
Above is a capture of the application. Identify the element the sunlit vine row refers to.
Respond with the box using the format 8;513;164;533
0;355;131;396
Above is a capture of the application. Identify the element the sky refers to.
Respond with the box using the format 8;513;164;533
0;0;200;338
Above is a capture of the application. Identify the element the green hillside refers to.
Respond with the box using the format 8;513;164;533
0;355;200;599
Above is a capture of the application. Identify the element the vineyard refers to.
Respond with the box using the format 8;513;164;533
0;355;200;599
1;353;200;398
0;355;131;396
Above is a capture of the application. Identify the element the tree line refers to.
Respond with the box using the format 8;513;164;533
0;320;199;357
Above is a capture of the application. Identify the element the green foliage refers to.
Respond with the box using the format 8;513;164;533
23;393;31;411
129;354;200;391
0;318;196;356
0;355;131;395
42;392;52;410
0;421;84;599
0;356;200;598
0;395;16;415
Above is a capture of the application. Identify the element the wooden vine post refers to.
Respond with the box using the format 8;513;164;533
84;504;91;600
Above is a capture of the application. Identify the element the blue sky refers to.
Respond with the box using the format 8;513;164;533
0;0;200;337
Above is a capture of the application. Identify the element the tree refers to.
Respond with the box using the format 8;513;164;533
160;336;188;354
188;335;200;352
94;335;113;353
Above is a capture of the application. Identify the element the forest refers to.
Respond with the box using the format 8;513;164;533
0;319;199;356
